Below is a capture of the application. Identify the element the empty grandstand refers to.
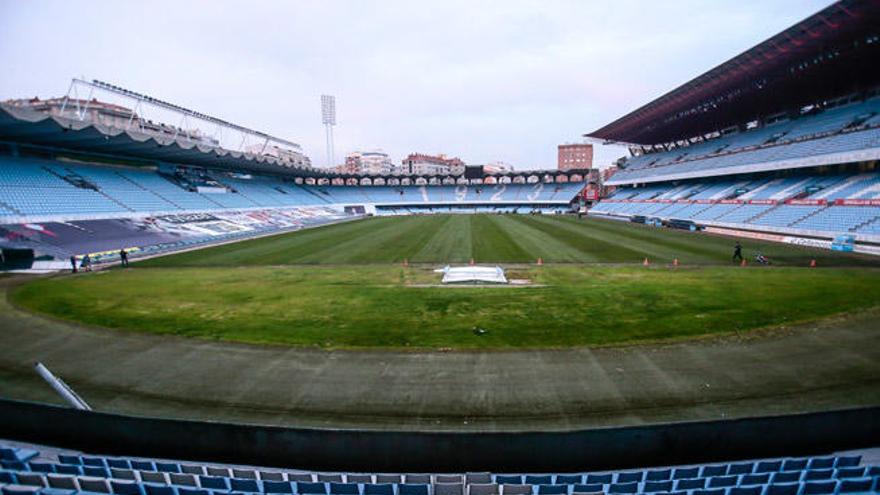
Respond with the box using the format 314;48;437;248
587;1;880;249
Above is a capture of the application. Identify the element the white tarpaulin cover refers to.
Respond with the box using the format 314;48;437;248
437;265;508;284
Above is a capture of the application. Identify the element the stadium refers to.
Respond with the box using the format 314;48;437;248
0;0;879;490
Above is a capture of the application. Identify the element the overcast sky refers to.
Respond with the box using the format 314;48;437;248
0;0;831;170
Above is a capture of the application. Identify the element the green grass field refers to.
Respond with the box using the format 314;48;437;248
137;215;880;267
12;215;880;349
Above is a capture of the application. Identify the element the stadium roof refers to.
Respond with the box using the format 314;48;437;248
0;103;329;177
586;0;880;146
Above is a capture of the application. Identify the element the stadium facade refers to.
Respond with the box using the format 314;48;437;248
586;0;880;254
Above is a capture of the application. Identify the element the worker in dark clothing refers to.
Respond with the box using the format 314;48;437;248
732;241;743;262
70;255;77;273
81;254;91;272
119;248;129;267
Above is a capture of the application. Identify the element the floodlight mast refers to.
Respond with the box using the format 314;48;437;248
321;95;336;168
59;78;303;155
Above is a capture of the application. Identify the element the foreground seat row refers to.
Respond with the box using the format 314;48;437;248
0;447;877;495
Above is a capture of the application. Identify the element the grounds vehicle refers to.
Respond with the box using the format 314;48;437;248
667;218;702;231
831;234;855;252
630;215;646;224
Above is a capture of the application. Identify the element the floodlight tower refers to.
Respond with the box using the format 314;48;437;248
321;95;337;167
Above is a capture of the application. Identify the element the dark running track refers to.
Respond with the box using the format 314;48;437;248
1;274;878;431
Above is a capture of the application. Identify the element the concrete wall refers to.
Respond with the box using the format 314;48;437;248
0;399;877;472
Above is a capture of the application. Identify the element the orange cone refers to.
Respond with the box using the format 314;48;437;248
469;258;475;266
402;258;408;267
741;258;747;267
810;259;816;268
673;258;679;267
643;257;650;266
536;257;543;266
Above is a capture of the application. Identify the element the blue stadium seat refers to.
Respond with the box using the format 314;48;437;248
834;467;867;479
728;486;762;495
755;461;783;473
15;472;46;488
740;474;770;486
585;475;612;485
328;483;359;495
801;480;837;495
398;485;429;495
672;468;700;480
608;482;638;494
495;477;522;485
615;472;643;483
645;470;672;481
263;481;293;494
835;456;862;468
727;462;755;474
808;458;836;470
83;467;111;478
229;478;260;493
764;483;799;495
804;470;834;481
700;466;728;478
198;477;228;491
525;476;552;486
536;485;567;495
143;484;175;495
176;488;209;495
233;469;258;480
155;464;180;474
40;489;75;495
837;478;874;493
572;484;603;494
131;462;155;472
107;461;132;470
53;466;81;476
2;486;41;495
29;463;55;474
643;481;673;492
297;483;328;495
674;478;705;490
362;484;393;495
708;477;738;489
110;480;144;495
691;489;724;495
553;476;582;485
769;472;801;484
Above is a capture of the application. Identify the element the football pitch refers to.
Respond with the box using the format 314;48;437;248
11;215;880;349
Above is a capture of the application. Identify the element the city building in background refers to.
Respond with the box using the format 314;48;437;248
402;153;466;175
338;149;395;175
557;143;593;170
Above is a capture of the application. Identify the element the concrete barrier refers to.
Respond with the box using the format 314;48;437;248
0;399;877;472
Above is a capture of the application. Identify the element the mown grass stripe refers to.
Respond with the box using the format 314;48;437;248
412;215;473;263
138;214;880;268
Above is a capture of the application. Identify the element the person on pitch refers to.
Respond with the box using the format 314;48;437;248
732;241;743;263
